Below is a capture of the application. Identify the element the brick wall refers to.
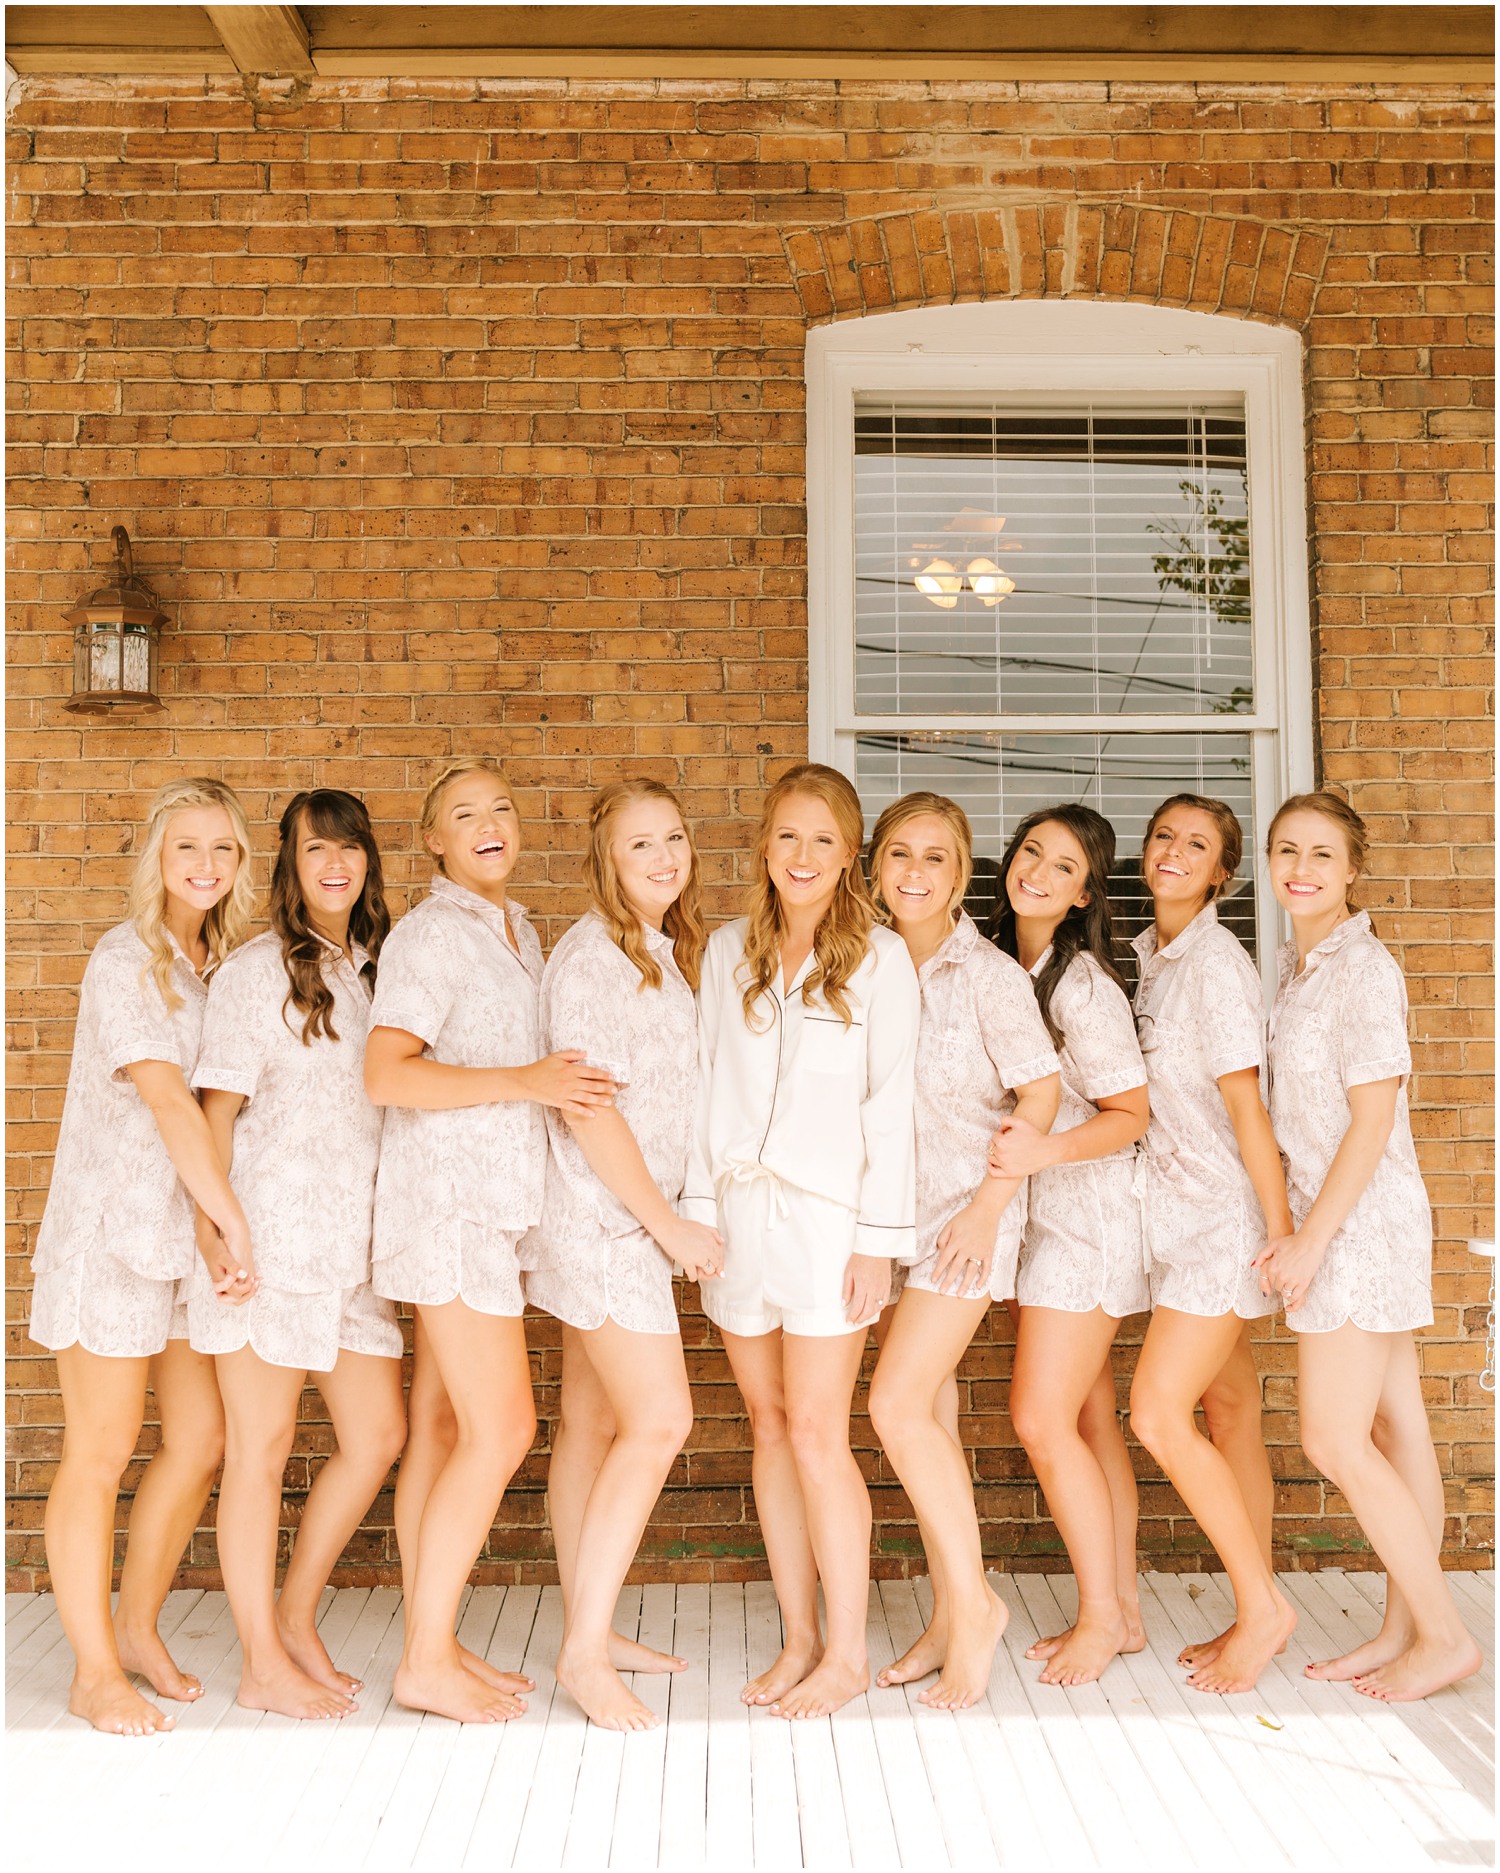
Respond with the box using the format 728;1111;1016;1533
6;72;1493;1588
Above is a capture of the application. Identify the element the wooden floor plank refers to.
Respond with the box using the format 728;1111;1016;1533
742;1578;802;1871
559;1586;642;1871
461;1586;565;1869
606;1581;676;1868
704;1580;754;1861
787;1684;853;1869
866;1580;954;1867
827;1587;900;1871
656;1582;711;1868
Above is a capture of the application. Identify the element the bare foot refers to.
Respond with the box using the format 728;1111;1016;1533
556;1648;660;1731
238;1658;358;1721
394;1656;527;1724
743;1637;822;1706
772;1654;869;1720
459;1643;536;1696
1353;1634;1482;1703
1187;1594;1298;1696
1031;1602;1145;1664
1304;1625;1411;1682
877;1618;946;1687
1038;1608;1131;1688
70;1673;176;1736
919;1588;1008;1711
1179;1619;1289;1672
277;1610;362;1699
610;1632;687;1675
114;1623;204;1702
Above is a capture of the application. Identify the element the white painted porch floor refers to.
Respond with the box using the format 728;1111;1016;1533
5;1569;1493;1871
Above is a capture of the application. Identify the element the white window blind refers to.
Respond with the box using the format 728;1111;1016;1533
806;302;1316;983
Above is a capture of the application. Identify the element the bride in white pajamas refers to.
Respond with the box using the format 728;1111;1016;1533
1256;792;1481;1702
864;793;1059;1710
683;763;920;1719
524;778;721;1732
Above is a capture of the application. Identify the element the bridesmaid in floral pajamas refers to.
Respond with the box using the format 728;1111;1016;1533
1256;792;1481;1701
363;759;615;1724
1126;793;1298;1694
191;789;406;1721
524;779;722;1732
31;777;254;1735
866;793;1059;1711
985;805;1153;1689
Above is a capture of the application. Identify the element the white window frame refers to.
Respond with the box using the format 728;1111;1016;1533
806;299;1316;988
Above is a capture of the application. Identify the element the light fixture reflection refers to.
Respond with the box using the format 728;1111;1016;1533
913;558;962;609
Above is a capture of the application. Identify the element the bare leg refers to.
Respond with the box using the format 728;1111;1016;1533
394;1301;536;1723
47;1348;174;1735
276;1350;407;1695
553;1323;693;1730
1298;1325;1480;1702
1178;1323;1276;1669
114;1339;225;1701
1011;1306;1135;1685
720;1328;824;1705
773;1331;874;1719
549;1326;684;1677
395;1312;530;1696
870;1299;956;1687
215;1349;354;1720
1130;1309;1296;1695
868;1290;1006;1709
1305;1331;1442;1680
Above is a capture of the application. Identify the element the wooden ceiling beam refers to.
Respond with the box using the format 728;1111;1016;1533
203;4;313;75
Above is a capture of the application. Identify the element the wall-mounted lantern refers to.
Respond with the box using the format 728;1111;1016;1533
64;525;167;713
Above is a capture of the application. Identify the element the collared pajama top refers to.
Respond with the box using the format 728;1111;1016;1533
913;912;1058;1263
192;929;382;1295
1131;902;1272;1315
369;875;546;1267
682;919;920;1263
33;921;209;1282
1017;947;1151;1318
523;911;698;1331
1269;911;1432;1334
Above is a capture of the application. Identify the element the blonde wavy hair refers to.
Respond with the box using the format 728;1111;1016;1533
867;792;975;925
419;757;516;875
585;780;708;991
740;764;873;1030
1266;790;1370;915
127;777;254;1010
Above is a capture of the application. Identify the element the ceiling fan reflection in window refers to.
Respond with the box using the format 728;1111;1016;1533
909;509;1023;610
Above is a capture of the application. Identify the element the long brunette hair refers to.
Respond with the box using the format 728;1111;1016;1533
584;779;708;991
986;804;1128;1050
128;777;255;1011
270;790;390;1044
739;764;873;1030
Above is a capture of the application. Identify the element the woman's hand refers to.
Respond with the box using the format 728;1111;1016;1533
660;1216;725;1284
1253;1229;1325;1313
517;1051;617;1119
196;1211;257;1305
930;1200;998;1297
843;1253;891;1325
987;1115;1057;1180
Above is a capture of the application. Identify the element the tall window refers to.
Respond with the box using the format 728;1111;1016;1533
807;301;1314;980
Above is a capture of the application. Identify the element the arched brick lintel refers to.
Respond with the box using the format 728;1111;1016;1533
784;203;1330;330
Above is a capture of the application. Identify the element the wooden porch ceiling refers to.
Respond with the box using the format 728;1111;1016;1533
6;5;1495;83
